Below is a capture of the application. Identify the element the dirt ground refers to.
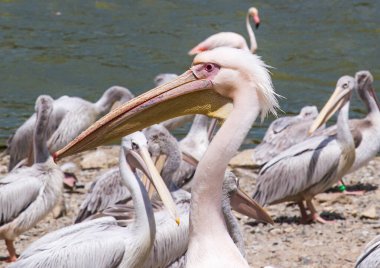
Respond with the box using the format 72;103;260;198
0;146;379;268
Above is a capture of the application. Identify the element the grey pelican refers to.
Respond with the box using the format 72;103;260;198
252;76;356;223
75;113;212;224
0;95;63;262
7;86;133;170
188;7;260;55
251;105;320;168
315;71;380;193
10;132;179;268
73;123;180;223
54;47;279;267
355;235;380;268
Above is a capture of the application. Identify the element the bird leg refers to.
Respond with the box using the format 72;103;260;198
297;201;310;224
4;239;17;262
306;200;335;224
338;180;365;196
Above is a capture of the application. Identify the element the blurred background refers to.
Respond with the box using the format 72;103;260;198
0;0;379;148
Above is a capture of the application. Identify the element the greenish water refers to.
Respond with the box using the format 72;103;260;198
0;0;379;148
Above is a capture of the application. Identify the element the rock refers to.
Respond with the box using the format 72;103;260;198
351;210;358;217
284;227;294;233
229;149;257;168
269;228;282;235
80;149;118;169
361;206;378;219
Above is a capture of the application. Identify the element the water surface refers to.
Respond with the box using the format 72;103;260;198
0;0;379;148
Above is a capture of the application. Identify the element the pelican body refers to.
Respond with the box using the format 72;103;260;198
252;76;356;223
315;71;380;175
0;96;63;262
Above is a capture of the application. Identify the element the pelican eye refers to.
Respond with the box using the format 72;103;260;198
131;141;139;150
342;83;349;89
205;63;214;72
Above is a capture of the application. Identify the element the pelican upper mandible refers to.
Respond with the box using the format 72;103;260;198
188;7;260;55
53;47;278;266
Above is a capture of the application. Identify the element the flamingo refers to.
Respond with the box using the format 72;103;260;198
54;47;279;267
0;95;63;262
188;7;260;55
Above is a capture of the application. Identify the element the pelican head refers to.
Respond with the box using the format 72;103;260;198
299;105;318;119
248;7;260;29
54;47;278;159
121;132;180;224
355;70;379;109
309;76;356;134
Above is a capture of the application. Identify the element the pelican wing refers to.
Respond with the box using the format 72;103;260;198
142;190;191;268
313;119;364;148
171;161;196;188
355;235;380;268
252;119;315;167
270;115;302;134
12;217;126;268
7;116;36;170
75;168;131;223
0;170;42;226
167;255;187;268
48;105;98;152
253;135;342;205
